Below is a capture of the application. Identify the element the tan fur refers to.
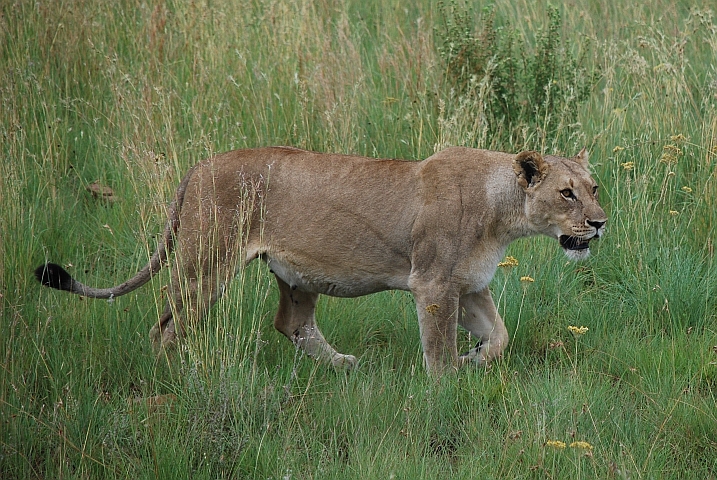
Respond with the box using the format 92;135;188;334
36;146;606;375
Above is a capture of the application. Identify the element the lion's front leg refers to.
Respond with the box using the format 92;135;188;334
411;281;461;376
272;276;357;369
457;288;508;366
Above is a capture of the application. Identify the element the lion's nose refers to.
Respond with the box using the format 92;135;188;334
587;220;605;230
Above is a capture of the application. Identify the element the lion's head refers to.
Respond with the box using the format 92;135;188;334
513;148;606;261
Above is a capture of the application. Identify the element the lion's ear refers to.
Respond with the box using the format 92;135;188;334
574;147;590;169
513;151;549;189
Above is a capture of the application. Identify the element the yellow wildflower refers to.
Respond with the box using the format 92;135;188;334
612;146;624;153
425;304;440;315
669;210;679;216
669;134;687;143
498;256;519;267
621;161;635;170
546;440;567;449
520;276;535;283
681;186;692;193
660;145;681;165
570;441;594;450
568;325;589;335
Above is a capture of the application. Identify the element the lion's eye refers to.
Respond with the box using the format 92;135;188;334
560;189;574;199
593;185;599;197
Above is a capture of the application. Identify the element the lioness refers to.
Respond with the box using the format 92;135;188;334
35;146;606;375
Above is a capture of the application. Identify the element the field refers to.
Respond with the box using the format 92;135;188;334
2;0;717;478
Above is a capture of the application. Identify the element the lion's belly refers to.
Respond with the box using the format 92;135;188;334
263;254;410;297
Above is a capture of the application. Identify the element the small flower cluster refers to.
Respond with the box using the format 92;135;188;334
568;325;589;335
520;276;535;283
425;304;440;315
498;256;519;267
546;439;594;450
660;144;682;166
613;145;635;171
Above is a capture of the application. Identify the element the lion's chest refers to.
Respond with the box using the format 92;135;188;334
455;244;507;294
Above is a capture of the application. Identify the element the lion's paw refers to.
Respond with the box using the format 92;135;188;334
459;342;486;365
331;353;358;370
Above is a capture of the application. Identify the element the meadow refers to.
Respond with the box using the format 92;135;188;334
2;0;717;478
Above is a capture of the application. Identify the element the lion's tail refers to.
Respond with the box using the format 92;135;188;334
34;164;198;299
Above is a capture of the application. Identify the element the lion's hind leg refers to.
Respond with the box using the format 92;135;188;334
149;261;225;354
149;262;186;352
272;276;357;369
150;300;179;350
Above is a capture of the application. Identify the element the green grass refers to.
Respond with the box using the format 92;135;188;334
2;0;717;478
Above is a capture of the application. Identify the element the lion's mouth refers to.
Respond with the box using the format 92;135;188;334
559;235;591;251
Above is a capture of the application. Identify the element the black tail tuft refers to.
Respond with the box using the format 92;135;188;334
34;263;74;291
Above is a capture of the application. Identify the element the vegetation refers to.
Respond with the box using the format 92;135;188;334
2;0;716;478
436;1;596;149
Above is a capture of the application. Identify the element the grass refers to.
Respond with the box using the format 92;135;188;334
2;0;717;478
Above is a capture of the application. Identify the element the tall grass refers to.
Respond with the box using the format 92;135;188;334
2;0;717;478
